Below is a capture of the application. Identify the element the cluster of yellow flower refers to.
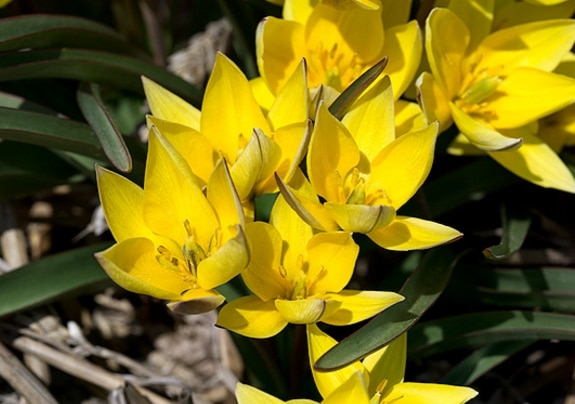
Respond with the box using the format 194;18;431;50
94;0;575;401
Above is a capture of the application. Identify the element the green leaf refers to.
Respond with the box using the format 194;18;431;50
483;203;531;259
440;340;534;385
403;157;518;217
0;243;113;318
0;107;105;159
0;141;85;198
0;14;142;57
475;267;575;313
328;57;388;120
314;246;458;370
408;310;575;359
0;48;201;106
77;82;132;172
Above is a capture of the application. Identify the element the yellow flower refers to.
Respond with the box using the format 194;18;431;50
307;325;478;404
94;129;249;314
216;190;403;338
278;76;461;250
417;3;575;191
254;0;420;103
142;52;309;207
236;372;370;404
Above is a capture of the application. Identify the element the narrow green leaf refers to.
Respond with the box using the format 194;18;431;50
403;157;518;217
448;264;575;313
0;243;113;318
328;57;388;120
0;141;85;198
77;82;132;172
408;310;575;359
483;203;531;259
0;14;142;57
0;107;104;159
440;340;534;385
0;48;201;106
315;246;458;370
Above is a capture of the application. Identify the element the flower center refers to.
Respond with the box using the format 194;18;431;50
307;42;365;92
155;219;221;294
455;56;504;118
338;167;392;206
279;254;326;300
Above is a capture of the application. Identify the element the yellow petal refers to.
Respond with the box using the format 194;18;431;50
275;298;340;324
477;19;575;75
488;130;575;192
494;2;575;29
276;173;340;232
256;17;306;95
207;159;245;234
450;102;522;151
321;290;404;326
426;8;470;99
308;103;360;202
368;216;462;251
524;0;570;4
323;203;396;234
370;123;438;209
394;100;427;136
95;238;189;301
146;116;216;185
168;288;226;315
250;76;276;113
383;20;422;99
202;53;271;162
230;128;282;200
380;0;412;27
256;120;311;195
306;231;359;294
235;383;286;404
95;165;151;243
270;192;315;273
197;225;249;290
141;77;200;131
362;333;406;397
242;222;291;301
306;4;384;66
217;295;288;338
448;0;494;50
144;129;218;248
268;59;308;130
342;75;395;160
384;382;478;403
415;72;453;132
307;324;366;399
486;68;575;129
322;372;370;404
236;383;317;404
283;0;314;23
447;132;486;156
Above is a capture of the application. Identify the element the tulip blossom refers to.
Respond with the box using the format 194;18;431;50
95;129;249;314
417;2;575;191
236;372;370;404
142;52;310;209
216;189;403;338
308;325;478;403
254;0;420;104
278;76;461;250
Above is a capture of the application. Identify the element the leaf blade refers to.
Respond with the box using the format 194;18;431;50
77;82;132;172
315;246;458;370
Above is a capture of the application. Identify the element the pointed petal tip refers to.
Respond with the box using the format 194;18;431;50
167;294;226;315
